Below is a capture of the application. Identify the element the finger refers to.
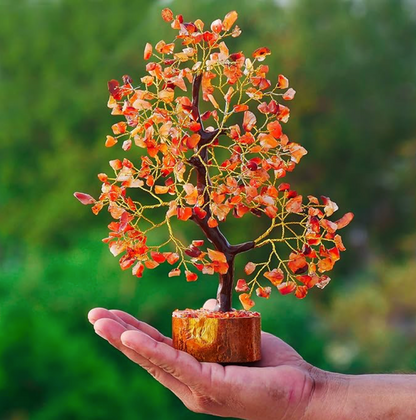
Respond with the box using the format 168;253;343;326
88;308;135;331
88;307;105;324
121;329;208;392
109;309;172;345
93;318;192;400
88;307;172;346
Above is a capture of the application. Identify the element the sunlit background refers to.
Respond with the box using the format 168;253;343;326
1;0;416;418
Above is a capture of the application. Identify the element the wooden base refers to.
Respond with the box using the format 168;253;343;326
172;309;261;363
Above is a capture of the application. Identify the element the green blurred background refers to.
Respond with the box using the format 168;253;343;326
1;0;415;418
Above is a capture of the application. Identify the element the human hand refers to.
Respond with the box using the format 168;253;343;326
88;300;328;420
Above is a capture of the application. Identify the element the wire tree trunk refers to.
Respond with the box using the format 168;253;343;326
189;74;254;311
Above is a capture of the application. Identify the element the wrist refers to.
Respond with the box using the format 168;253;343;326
303;366;350;420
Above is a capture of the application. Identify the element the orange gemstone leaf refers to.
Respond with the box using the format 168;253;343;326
168;268;181;277
188;122;201;132
159;88;175;103
223;11;238;30
307;195;319;205
144;43;153;60
277;104;290;122
288;143;307;163
320;219;338;234
145;260;159;269
114;246;131;264
244;262;256;275
239;293;255;310
202;264;215;275
335;212;354;229
334;234;346;251
288;252;308;274
207;249;227;263
185;271;198;282
215;262;229;275
264;268;284;286
316;275;331;289
318;258;335;273
186;133;201;149
259;134;279;150
235;279;249;292
105;135;117;147
242;110;256;132
109;159;122;171
165;252;180;265
277;282;297;295
132;262;144;278
161;8;174;22
177;207;193;221
234;104;249;113
295;286;308;299
296;275;319;289
321;196;339;216
264;205;278;218
194;207;207;219
256;287;271;298
91;202;103;215
252;47;271;61
282;88;296;101
267;121;283;139
151;252;166;263
207;217;218;227
286;195;303;213
155;185;170;194
74;192;96;205
111;121;127;135
277;74;289;89
211;19;223;33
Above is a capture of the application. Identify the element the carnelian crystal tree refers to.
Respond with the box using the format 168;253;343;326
75;9;354;313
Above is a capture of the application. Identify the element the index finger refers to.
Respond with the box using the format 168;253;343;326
121;329;210;392
88;307;172;345
110;309;173;345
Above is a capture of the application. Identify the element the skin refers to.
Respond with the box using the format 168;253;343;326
88;300;416;420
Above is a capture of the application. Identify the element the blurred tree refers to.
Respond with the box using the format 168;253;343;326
0;0;154;247
325;258;416;373
1;0;415;418
283;0;416;261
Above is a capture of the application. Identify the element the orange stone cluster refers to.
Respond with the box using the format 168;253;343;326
75;8;353;312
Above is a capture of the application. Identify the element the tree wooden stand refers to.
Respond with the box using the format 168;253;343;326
172;309;261;363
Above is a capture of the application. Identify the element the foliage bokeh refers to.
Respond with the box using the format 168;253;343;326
1;0;415;418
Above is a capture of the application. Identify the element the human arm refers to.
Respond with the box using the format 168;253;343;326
88;306;416;420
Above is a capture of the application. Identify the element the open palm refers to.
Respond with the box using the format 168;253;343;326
88;306;317;420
